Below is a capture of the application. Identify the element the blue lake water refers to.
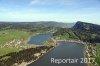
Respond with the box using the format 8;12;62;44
28;41;87;66
28;33;52;45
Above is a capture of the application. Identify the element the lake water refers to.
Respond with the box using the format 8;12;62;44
28;41;87;66
28;33;52;45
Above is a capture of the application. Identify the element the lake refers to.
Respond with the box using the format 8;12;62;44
28;41;87;66
28;33;52;45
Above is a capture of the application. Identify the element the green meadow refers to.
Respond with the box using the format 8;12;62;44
0;30;31;45
0;30;32;56
0;47;20;56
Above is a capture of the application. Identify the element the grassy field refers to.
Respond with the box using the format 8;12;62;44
96;44;100;66
0;29;33;56
0;47;21;56
0;30;31;45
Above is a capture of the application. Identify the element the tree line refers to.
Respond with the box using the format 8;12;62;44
0;46;53;66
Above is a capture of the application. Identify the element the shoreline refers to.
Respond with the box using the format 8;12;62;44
17;39;84;66
16;38;58;66
15;39;96;66
17;46;57;66
57;39;95;66
57;39;86;44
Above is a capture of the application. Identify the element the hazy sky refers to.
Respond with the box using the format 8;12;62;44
0;0;100;24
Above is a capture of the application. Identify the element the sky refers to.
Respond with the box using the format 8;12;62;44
0;0;100;24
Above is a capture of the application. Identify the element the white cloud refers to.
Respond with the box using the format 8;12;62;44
29;0;74;6
29;0;100;7
29;0;80;6
30;0;40;5
29;0;49;5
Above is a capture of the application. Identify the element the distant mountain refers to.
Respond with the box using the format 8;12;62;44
0;21;75;30
53;21;100;43
73;21;100;34
37;21;75;28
